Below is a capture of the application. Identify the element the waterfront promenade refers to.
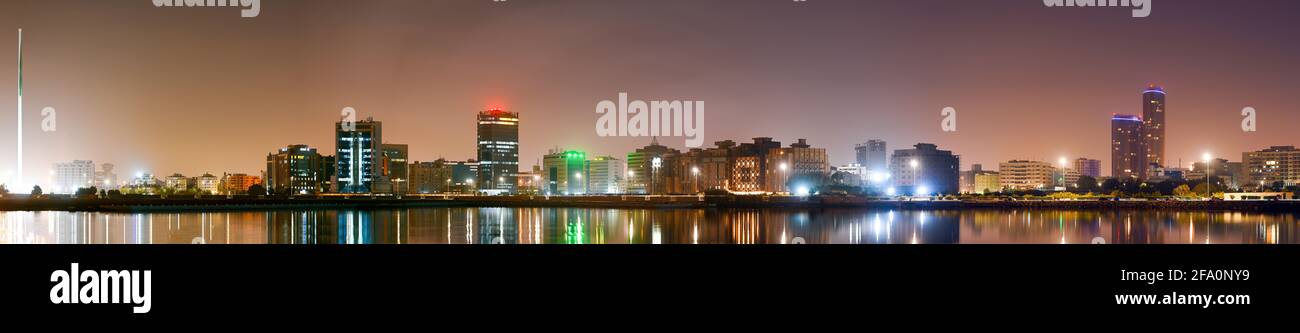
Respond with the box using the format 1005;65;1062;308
2;194;1298;212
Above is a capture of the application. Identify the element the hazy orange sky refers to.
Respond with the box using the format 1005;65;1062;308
1;0;1297;182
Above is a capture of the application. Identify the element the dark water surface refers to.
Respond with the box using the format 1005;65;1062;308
1;208;1295;244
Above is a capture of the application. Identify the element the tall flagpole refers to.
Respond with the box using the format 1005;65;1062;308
15;28;22;189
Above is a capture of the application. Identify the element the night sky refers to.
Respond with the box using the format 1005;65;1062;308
1;0;1298;182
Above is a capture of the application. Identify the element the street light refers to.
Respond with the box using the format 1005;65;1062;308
691;166;700;193
1058;157;1069;190
1203;152;1213;199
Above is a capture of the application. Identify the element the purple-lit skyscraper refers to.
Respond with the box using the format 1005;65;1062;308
1112;114;1147;179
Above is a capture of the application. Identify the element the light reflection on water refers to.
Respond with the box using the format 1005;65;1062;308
0;208;1295;244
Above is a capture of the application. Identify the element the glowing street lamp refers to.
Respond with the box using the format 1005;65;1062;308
1058;157;1069;189
691;166;701;192
1203;152;1213;198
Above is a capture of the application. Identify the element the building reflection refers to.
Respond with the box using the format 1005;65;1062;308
1;208;1296;245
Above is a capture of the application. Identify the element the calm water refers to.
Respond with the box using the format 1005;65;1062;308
0;208;1296;244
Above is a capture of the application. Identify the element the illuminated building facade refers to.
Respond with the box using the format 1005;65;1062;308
267;144;327;194
542;150;587;195
765;139;829;194
335;118;388;194
197;173;220;194
1143;85;1167;168
382;144;409;195
409;159;452;194
586;156;625;194
52;160;96;194
998;160;1054;191
1111;114;1147;179
220;173;261;195
889;143;960;195
1244;146;1300;188
476;108;519;194
1074;158;1102;178
626;138;679;194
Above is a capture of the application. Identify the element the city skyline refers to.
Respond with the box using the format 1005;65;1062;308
2;0;1298;181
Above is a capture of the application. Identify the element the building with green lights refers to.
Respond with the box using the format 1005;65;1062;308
542;150;587;195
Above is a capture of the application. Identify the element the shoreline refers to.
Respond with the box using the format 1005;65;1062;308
2;195;1298;213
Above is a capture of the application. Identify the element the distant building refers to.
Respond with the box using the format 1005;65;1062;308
409;159;452;194
165;173;190;191
1143;85;1167;168
999;160;1054;191
197;173;220;194
834;164;868;187
1074;158;1102;178
266;144;326;194
543;150;587;195
449;160;479;193
728;138;783;193
515;165;543;195
974;172;1001;194
1111;114;1147;179
1243;146;1300;188
586;156;625;194
382;144;409;195
52;160;96;194
335;117;388;194
765;139;830;194
960;164;1001;194
477;108;520;194
889;143;960;195
220;173;261;195
626;138;680;194
95;163;118;190
856;139;888;174
319;155;335;193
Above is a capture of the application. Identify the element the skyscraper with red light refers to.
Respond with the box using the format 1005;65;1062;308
477;108;519;194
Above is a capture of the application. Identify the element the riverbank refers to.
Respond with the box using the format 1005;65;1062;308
2;195;1298;212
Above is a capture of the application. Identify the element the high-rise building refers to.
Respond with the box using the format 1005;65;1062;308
626;138;680;194
856;140;888;174
52;160;96;194
1142;85;1167;168
335;117;387;194
543;150;587;195
586;156;625;194
1244;146;1300;188
382;144;409;195
998;160;1055;191
220;173;261;195
1111;114;1147;179
889;143;960;195
766;139;830;194
267;144;326;194
1074;158;1102;178
477;108;519;194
